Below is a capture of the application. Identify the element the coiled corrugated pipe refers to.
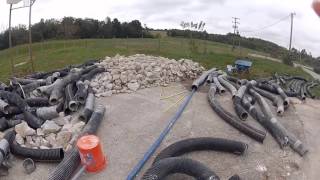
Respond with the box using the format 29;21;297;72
153;138;248;163
74;81;88;104
218;75;237;97
48;105;105;180
253;87;284;115
4;131;64;161
248;87;308;156
208;83;265;142
143;157;220;180
79;93;95;123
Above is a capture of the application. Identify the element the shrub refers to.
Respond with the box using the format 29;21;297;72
282;53;294;66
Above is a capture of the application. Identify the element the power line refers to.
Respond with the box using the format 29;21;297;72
241;15;290;33
232;17;240;51
232;17;240;34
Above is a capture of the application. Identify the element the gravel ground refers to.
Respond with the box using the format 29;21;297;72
3;82;319;180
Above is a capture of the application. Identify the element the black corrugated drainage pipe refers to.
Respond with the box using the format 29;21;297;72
0;90;28;111
271;83;290;107
80;67;105;81
191;68;217;90
0;91;44;129
0;99;9;114
23;111;45;129
241;96;288;147
153;137;248;164
19;81;47;95
48;105;106;180
79;92;95;123
4;130;64;161
233;82;249;120
75;81;88;104
248;86;308;156
218;75;237;97
143;157;220;180
25;97;50;107
36;106;59;120
208;83;266;142
64;83;78;112
49;69;84;105
36;79;62;96
213;74;226;94
253;87;284;115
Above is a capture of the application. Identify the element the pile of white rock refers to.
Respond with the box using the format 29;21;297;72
90;54;205;97
14;114;85;151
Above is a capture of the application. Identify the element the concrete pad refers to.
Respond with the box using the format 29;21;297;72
3;82;319;180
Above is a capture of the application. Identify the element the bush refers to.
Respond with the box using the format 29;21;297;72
314;66;320;74
189;39;199;54
282;53;294;66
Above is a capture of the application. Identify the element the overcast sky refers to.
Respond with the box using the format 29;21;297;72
0;0;319;56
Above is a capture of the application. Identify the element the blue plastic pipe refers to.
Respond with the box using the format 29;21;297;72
126;88;197;180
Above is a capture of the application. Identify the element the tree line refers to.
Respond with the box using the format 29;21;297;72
167;29;320;70
0;17;151;50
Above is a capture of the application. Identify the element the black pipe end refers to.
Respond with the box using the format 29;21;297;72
240;113;248;120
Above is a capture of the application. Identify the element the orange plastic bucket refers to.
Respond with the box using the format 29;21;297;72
77;135;107;173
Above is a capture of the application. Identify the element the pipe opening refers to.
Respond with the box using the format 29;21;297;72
36;88;42;94
240;113;248;120
220;89;226;94
78;97;85;102
50;98;58;105
78;115;85;121
69;102;78;111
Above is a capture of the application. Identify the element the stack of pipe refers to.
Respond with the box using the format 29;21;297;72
206;72;308;157
0;59;104;162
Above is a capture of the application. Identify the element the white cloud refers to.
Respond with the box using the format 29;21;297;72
0;0;319;56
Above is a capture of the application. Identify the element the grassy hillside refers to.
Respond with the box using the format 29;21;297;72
0;37;311;82
3;37;320;96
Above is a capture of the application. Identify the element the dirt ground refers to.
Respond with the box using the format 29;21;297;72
3;82;320;180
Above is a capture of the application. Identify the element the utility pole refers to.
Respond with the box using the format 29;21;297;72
8;4;14;76
232;17;240;50
289;12;296;51
28;0;36;72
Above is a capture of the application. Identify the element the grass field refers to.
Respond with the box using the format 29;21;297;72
1;37;319;95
